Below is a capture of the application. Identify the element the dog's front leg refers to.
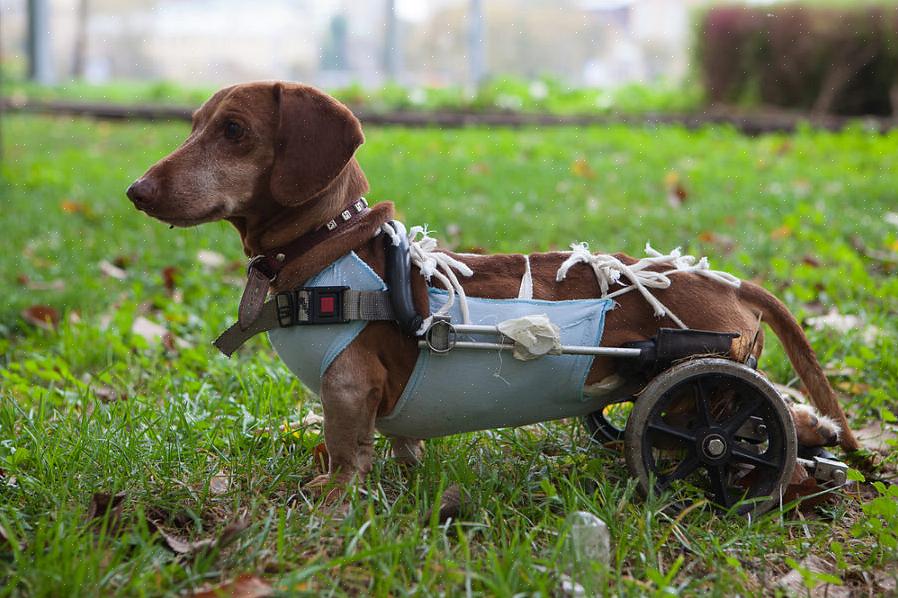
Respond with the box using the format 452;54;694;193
306;343;386;501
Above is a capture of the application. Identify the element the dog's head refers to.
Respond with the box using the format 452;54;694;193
127;82;364;227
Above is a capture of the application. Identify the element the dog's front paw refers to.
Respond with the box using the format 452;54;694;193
791;404;841;447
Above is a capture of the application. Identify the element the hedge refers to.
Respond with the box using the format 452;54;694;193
697;5;898;115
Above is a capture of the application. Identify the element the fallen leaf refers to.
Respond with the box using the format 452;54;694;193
162;267;178;293
570;158;595;179
60;199;86;214
777;555;847;597
131;316;191;350
664;171;688;207
112;255;133;269
99;260;127;280
835;381;870;396
424;484;463;524
192;574;274;598
209;471;230;496
301;412;324;427
17;274;66;291
801;255;821;268
770;225;792;240
93;386;121;403
197;249;227;269
85;491;127;535
150;515;248;557
697;231;736;254
856;422;898;454
21;305;60;330
313;443;329;474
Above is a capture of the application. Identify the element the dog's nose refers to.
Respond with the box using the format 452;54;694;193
127;177;158;207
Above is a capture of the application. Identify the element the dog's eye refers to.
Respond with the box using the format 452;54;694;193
224;121;245;141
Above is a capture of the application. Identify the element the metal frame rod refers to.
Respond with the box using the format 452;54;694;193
416;339;643;357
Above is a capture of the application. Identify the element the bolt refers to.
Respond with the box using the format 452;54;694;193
706;437;726;457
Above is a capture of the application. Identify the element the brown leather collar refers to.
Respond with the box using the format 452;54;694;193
248;197;370;282
237;197;370;329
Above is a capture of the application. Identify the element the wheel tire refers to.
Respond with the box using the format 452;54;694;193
624;358;797;517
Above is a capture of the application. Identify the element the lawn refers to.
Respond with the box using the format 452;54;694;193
1;113;897;596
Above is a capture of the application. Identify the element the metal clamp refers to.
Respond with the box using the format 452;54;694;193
424;316;456;353
798;455;848;485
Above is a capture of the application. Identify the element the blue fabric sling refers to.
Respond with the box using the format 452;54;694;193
268;251;613;439
376;289;613;439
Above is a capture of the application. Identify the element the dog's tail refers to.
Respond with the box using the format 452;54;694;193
738;280;859;452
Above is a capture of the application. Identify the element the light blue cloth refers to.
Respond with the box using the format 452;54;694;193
375;289;613;439
267;252;385;395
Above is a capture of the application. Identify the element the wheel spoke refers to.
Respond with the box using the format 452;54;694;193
706;463;732;507
722;396;763;435
731;448;779;469
659;452;701;489
694;379;714;426
647;420;696;443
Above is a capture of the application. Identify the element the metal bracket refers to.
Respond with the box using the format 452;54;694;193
798;455;848;485
423;316;455;353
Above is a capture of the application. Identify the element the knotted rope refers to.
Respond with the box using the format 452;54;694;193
556;242;741;329
382;222;474;329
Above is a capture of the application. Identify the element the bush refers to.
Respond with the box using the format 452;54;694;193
697;5;898;115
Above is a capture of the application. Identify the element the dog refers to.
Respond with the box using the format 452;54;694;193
127;81;857;496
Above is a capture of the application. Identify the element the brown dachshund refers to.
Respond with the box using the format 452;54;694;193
127;81;857;495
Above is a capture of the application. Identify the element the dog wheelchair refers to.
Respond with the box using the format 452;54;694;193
420;321;848;516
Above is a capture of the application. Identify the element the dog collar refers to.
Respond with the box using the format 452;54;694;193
237;197;370;329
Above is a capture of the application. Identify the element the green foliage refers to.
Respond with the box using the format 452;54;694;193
0;114;896;594
4;76;702;116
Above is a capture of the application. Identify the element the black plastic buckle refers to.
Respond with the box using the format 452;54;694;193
307;286;349;324
275;291;297;327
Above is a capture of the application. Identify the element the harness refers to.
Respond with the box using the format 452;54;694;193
216;199;740;438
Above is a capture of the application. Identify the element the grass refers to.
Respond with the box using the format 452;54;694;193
1;113;897;596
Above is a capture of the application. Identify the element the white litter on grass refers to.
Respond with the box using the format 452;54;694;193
806;308;881;344
885;212;898;228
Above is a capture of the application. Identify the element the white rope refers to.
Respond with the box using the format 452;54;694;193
556;242;741;330
518;255;533;299
381;222;474;327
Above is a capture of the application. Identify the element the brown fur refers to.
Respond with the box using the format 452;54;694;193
128;81;858;494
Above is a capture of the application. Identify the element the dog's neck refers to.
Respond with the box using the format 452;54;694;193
227;159;394;289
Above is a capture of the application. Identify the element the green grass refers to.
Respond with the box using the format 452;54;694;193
1;114;897;596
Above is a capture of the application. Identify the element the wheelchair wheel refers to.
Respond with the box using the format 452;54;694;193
624;358;797;517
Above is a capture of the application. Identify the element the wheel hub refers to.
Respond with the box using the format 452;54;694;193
697;429;731;463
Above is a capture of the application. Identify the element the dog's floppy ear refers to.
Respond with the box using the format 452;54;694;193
269;83;364;206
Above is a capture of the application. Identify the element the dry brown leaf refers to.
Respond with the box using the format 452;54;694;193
424;484;463;524
777;555;847;597
570;158;595;179
192;574;274;598
93;386;121;403
197;250;227;268
150;516;248;557
801;255;821;268
770;225;792;240
313;443;329;474
21;305;60;330
99;260;127;280
16;274;65;291
85;492;127;535
664;171;688;207
856;422;898;454
131;316;191;350
60;199;86;214
209;472;230;496
162;267;179;293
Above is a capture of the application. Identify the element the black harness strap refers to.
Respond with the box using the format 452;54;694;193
214;288;395;357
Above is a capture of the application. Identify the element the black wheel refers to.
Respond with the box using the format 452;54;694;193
584;397;635;443
624;358;797;517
